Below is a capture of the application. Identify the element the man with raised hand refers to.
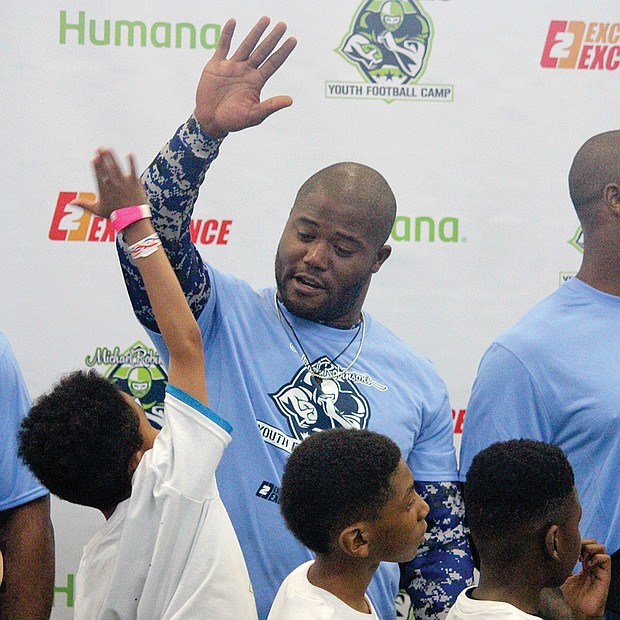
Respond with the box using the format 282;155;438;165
119;16;472;620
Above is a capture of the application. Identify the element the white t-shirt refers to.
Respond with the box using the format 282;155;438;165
447;587;541;620
268;560;379;620
74;385;257;619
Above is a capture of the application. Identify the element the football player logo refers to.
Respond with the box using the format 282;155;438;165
341;0;432;85
270;357;371;441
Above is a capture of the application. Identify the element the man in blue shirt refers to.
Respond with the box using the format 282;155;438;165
0;331;54;618
460;130;620;617
119;17;472;619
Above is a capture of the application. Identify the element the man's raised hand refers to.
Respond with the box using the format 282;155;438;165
194;17;297;139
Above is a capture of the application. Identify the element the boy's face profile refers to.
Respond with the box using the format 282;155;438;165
367;459;429;563
553;488;582;583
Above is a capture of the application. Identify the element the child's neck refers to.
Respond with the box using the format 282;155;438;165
474;564;544;616
308;554;378;614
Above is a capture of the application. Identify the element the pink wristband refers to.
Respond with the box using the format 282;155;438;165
109;204;151;232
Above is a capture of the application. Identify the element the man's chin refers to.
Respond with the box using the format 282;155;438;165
281;296;328;323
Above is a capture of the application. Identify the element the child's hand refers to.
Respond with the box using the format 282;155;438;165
70;149;147;219
560;539;610;620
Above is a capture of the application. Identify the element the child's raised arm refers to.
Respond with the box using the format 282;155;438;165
71;149;207;406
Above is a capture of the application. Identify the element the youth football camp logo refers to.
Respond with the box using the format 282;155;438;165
326;0;453;103
258;358;386;454
85;341;168;428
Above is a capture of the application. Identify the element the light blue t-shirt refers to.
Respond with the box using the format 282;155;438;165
460;277;620;556
0;331;47;511
147;263;457;620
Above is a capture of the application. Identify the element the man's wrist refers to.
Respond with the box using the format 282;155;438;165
185;114;225;155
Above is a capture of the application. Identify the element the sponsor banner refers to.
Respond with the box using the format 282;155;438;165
49;192;232;244
452;408;466;434
541;20;620;70
59;11;222;50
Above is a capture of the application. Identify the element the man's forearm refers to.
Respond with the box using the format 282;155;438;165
118;115;221;331
402;481;474;620
0;495;54;620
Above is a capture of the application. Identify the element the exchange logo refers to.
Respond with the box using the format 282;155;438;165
49;191;233;244
85;341;168;428
327;0;453;103
541;21;620;70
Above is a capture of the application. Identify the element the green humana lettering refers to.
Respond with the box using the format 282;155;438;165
54;574;75;608
59;11;221;49
391;215;460;242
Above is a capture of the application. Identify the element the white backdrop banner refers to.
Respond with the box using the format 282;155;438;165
1;1;618;616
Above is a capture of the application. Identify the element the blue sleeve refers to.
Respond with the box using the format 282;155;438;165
117;115;224;333
458;342;553;481
0;336;48;511
401;481;474;620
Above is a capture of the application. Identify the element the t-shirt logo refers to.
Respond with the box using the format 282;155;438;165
269;356;371;442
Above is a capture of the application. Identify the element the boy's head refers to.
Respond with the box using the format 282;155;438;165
465;439;581;585
19;370;158;513
280;428;429;563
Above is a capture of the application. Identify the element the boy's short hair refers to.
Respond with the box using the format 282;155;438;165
19;370;142;511
465;439;575;543
280;428;401;554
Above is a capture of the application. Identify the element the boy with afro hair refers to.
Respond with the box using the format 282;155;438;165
268;427;429;619
449;439;610;620
18;149;257;619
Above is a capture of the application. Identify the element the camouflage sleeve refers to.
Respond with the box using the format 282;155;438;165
399;481;474;620
117;115;223;333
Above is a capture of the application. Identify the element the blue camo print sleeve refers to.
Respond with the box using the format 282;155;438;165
399;481;473;620
117;115;223;332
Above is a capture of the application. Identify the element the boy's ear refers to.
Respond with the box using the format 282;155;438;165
128;448;146;476
544;525;560;561
338;523;370;559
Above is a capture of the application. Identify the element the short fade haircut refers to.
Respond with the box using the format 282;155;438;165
465;439;575;542
280;428;402;554
19;370;142;511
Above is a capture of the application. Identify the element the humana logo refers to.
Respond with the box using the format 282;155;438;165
59;11;221;49
391;215;462;243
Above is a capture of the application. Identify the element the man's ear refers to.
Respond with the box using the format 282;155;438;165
544;524;560;561
371;245;392;273
603;183;620;216
338;523;370;559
